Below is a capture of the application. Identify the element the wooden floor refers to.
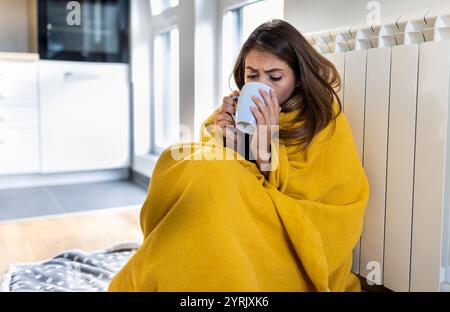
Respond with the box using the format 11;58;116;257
0;206;142;276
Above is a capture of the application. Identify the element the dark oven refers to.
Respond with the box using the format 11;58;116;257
38;0;129;63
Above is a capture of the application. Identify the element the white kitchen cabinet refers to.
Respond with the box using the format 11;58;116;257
0;54;40;176
39;60;130;173
0;107;39;128
0;82;39;107
0;57;38;83
0;129;40;175
0;55;39;108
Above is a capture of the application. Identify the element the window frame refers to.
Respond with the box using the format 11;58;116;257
218;0;262;97
148;0;184;156
150;0;179;16
218;0;284;98
151;25;180;154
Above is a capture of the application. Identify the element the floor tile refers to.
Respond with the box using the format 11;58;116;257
0;187;63;221
47;180;147;213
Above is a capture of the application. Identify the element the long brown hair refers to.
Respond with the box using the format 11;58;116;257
231;19;342;152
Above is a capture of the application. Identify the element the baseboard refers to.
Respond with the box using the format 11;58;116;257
358;275;394;292
130;170;151;191
0;168;131;190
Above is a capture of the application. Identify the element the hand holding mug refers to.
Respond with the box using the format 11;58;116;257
250;87;281;176
215;90;240;148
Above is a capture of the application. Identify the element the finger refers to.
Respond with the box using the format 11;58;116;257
270;88;280;106
216;114;235;125
222;96;235;108
216;114;234;126
259;89;276;123
216;121;232;130
256;91;274;137
217;124;234;136
252;95;270;124
225;111;236;123
261;88;276;125
220;108;236;118
223;104;236;115
251;105;264;126
270;89;281;124
220;105;236;116
259;89;272;109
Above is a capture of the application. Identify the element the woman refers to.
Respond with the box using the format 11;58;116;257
108;19;369;292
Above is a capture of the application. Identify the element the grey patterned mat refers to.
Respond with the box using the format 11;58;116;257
0;242;140;292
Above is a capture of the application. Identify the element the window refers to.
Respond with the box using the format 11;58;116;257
221;0;284;95
150;0;179;16
153;28;180;153
222;9;242;97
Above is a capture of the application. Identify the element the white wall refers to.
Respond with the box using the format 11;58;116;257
0;0;36;53
284;0;450;33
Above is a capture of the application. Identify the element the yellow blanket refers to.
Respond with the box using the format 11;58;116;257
108;102;369;292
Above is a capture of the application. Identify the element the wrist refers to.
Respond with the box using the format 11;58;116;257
256;151;271;177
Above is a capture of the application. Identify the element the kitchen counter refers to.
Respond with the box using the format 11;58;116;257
0;52;39;61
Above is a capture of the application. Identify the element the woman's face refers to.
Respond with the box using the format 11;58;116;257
244;49;297;106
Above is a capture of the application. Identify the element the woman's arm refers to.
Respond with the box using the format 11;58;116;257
199;107;221;145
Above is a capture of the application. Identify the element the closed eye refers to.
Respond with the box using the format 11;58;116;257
246;75;282;81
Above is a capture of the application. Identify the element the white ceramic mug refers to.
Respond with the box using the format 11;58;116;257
234;82;272;135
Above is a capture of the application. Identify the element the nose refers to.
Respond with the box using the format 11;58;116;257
257;75;272;87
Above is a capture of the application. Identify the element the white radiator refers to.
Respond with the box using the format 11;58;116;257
305;8;450;292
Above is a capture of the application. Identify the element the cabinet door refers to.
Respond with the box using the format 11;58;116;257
39;61;130;173
0;59;38;107
0;107;39;129
0;58;38;84
0;129;40;175
0;82;39;107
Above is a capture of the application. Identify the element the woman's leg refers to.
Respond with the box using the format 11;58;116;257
109;143;310;291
